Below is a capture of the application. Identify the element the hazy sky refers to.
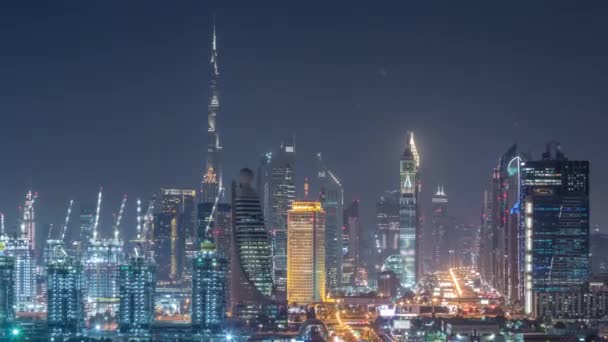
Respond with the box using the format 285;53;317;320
1;1;607;242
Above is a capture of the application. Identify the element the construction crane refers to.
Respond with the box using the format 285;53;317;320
93;187;102;240
60;200;74;242
114;194;127;240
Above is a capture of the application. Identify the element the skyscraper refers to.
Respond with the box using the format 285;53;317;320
521;143;590;316
287;201;326;304
191;241;227;337
342;200;360;286
118;255;155;338
47;256;84;338
5;237;35;313
265;140;296;297
200;22;222;205
399;132;421;288
316;153;343;290
376;190;400;269
230;168;274;307
153;188;196;281
0;245;15;326
430;185;452;272
83;238;124;325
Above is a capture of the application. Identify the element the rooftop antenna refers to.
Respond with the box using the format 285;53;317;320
93;187;103;240
60;200;74;242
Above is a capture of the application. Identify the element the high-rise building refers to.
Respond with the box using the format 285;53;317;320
191;241;227;337
399;132;421;288
429;186;453;272
200;22;223;205
0;245;15;326
479;169;501;292
5;237;35;312
375;190;400;269
342;200;360;286
118;255;155;337
153;188;196;281
498;144;524;305
230;168;274;307
265;140;296;297
47;256;84;338
287;201;326;304
521;143;590;317
83;238;124;324
316;153;343;290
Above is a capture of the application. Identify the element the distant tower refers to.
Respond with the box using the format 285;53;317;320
430;185;452;272
316;153;344;290
0;244;15;326
47;256;84;338
191;241;227;338
376;190;400;267
201;21;223;204
342;200;360;286
399;132;421;288
287;201;326;304
230;169;274;308
266;140;296;298
153;188;196;281
118;255;156;338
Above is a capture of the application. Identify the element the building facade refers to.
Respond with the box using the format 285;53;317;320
430;186;452;272
191;242;227;336
376;190;400;271
5;237;35;312
118;256;155;337
154;188;196;281
230;169;274;307
343;200;360;286
47;257;84;338
399;132;421;288
0;250;15;326
521;144;590;316
265;140;296;298
316;153;344;290
287;201;326;304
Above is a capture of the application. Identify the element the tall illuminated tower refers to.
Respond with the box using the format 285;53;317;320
118;255;155;338
201;22;222;204
153;188;196;281
287;201;326;304
230;169;274;307
399;132;420;288
265;140;296;298
316;153;343;290
47;256;84;338
521;143;589;316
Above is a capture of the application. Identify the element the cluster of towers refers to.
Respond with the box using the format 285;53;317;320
479;142;590;317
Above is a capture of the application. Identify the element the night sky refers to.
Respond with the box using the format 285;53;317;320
1;1;607;242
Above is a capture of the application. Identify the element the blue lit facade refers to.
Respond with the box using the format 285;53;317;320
47;256;84;338
191;243;227;337
521;148;590;316
118;256;155;337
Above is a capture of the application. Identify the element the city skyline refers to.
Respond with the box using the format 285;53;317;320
1;2;606;236
0;2;606;340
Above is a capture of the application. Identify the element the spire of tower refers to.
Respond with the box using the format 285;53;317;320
201;16;223;203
